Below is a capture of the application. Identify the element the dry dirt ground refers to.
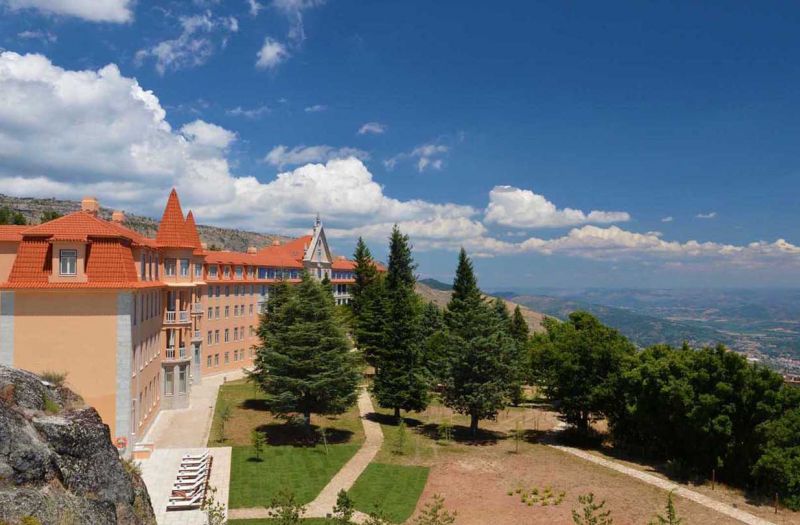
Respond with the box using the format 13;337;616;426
375;399;799;525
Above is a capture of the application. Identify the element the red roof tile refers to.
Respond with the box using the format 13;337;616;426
85;239;139;283
7;239;50;283
0;225;27;242
156;189;195;248
21;212;125;241
184;211;203;250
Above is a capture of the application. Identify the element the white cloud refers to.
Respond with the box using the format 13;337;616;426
264;145;368;168
304;104;326;113
256;37;289;69
247;0;262;16
484;185;631;229
272;0;325;43
226;105;270;118
696;211;717;219
0;52;795;274
358;122;386;135
135;12;238;75
17;29;57;43
386;141;448;172
3;0;132;22
661;216;674;223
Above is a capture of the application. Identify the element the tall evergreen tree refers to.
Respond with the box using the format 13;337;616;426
372;226;430;418
442;248;514;435
351;237;378;318
510;306;530;345
507;304;531;406
250;272;360;426
493;297;511;327
355;275;388;366
420;302;448;384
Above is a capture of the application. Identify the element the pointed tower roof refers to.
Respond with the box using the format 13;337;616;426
184;210;203;250
156;189;195;248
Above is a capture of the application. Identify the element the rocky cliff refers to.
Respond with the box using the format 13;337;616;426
0;366;156;525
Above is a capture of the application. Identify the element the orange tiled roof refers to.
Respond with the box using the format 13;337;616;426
0;225;27;242
85;239;139;283
156;189;195;248
22;212;127;241
184;211;203;251
7;238;50;283
105;220;158;248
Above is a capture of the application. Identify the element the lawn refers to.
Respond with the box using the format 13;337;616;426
229;444;361;508
349;463;430;523
229;520;331;524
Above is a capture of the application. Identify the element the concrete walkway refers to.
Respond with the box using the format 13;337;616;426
549;444;777;525
142;370;246;448
228;386;384;523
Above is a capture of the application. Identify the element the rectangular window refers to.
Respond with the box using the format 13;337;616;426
214;353;219;366
208;307;213;318
207;331;212;344
224;306;229;318
225;286;230;297
165;259;176;276
215;286;220;297
224;329;229;342
234;305;239;317
224;352;230;364
208;265;218;278
207;355;212;368
267;268;275;279
164;368;174;396
59;249;77;276
194;263;202;278
249;304;254;315
235;266;243;279
234;327;238;341
291;270;299;279
215;306;220;319
214;330;220;344
180;259;190;277
258;267;268;279
178;366;187;394
223;266;231;279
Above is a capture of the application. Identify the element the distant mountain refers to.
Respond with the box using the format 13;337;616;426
0;194;290;252
415;280;547;333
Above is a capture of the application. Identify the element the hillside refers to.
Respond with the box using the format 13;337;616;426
0;194;290;252
415;280;547;333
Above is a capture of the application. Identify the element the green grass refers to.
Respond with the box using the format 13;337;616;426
229;444;361;508
349;463;430;523
229;520;332;524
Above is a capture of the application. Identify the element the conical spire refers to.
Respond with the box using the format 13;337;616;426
184;210;203;249
156;189;193;247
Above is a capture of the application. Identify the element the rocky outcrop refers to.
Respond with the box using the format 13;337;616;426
0;366;156;525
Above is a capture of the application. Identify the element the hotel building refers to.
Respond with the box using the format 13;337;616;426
0;189;358;454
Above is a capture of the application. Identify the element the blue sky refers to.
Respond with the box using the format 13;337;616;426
0;1;799;289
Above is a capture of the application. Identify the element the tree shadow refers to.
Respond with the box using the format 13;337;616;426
241;398;270;411
365;412;424;428
254;422;354;447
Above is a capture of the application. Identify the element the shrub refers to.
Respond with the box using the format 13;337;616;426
39;370;67;386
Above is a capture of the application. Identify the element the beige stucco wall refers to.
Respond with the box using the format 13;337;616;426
13;291;120;435
0;242;18;282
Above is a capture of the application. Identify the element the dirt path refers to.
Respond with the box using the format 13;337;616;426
228;386;384;523
549;444;777;525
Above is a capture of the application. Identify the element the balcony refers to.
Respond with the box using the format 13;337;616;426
164;310;190;324
165;345;189;362
191;330;202;342
191;303;203;314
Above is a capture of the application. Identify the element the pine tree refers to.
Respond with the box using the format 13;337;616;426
508;304;531;406
510;305;529;345
355;274;387;366
442;248;514;435
649;491;683;525
351;237;378;317
493;297;511;327
250;272;360;426
420;301;448;383
372;226;430;418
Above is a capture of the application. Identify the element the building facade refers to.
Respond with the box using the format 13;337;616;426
0;190;358;454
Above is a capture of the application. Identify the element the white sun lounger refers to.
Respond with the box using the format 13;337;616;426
182;451;209;461
171;485;205;499
176;467;208;480
180;457;209;468
173;477;206;490
178;463;207;473
167;492;205;510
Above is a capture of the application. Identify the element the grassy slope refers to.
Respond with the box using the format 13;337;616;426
349;463;429;523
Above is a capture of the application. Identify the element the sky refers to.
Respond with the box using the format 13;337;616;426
0;1;799;290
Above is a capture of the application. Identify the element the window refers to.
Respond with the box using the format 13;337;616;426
178;366;187;394
224;306;230;318
234;305;239;317
249;304;254;315
207;355;212;368
207;331;212;344
224;329;229;342
214;330;220;344
194;263;203;278
208;307;213;318
215;286;220;297
180;259;190;277
223;266;231;279
208;265;218;278
290;269;299;279
224;352;229;364
267;268;275;279
234;327;239;341
258;267;268;279
215;306;220;319
225;286;230;297
165;259;176;276
235;266;243;279
164;368;174;396
59;249;77;276
214;353;219;366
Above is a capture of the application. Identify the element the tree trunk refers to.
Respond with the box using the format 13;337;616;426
304;410;311;427
470;413;479;437
394;406;401;420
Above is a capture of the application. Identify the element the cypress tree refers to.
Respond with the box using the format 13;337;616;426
250;271;360;426
442;248;514;435
372;226;429;418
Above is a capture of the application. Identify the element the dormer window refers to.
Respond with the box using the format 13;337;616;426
179;259;190;277
208;265;218;278
235;266;243;279
59;249;77;276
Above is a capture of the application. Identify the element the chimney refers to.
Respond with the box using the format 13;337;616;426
272;239;281;246
111;210;125;223
247;246;257;254
337;255;346;261
81;197;99;216
201;242;208;250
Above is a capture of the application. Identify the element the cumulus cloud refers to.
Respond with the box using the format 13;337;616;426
304;104;326;113
358;122;386;135
3;0;132;22
135;12;238;75
226;104;270;118
247;0;262;16
696;211;717;219
0;52;796;272
263;145;368;168
256;37;289;69
484;185;631;229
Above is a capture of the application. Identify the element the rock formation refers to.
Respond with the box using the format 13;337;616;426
0;365;156;525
